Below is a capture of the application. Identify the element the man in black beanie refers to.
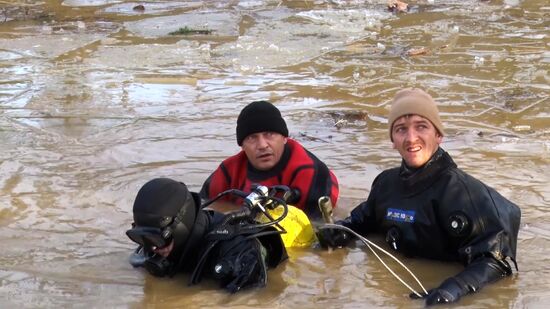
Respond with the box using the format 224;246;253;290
200;100;339;219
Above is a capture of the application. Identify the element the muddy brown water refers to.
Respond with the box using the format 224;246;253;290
0;0;548;308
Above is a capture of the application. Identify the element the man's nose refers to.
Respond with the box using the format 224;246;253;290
257;134;269;148
404;128;418;142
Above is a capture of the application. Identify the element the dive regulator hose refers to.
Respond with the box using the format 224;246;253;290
201;186;290;232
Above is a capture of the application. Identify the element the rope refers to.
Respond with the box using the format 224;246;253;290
319;224;428;297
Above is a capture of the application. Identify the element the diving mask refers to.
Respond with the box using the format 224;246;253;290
126;225;172;251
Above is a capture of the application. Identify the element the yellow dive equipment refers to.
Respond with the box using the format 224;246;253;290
256;204;316;248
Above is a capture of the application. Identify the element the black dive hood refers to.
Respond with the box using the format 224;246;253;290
129;178;198;264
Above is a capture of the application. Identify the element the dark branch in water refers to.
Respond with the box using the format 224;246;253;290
299;132;331;143
168;26;213;36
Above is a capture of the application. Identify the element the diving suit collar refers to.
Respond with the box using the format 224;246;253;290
398;148;457;197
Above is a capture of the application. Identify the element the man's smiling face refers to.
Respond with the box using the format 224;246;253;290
391;114;443;168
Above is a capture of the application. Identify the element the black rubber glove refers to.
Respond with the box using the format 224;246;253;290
408;278;466;305
425;277;468;305
316;226;352;248
410;256;512;306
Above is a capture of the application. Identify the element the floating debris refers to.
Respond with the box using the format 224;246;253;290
494;87;538;112
334;119;348;129
325;110;369;130
132;5;145;12
474;55;485;65
376;42;386;53
299;132;330;143
406;47;430;56
387;0;408;13
513;125;531;132
168;26;213;36
0;2;52;22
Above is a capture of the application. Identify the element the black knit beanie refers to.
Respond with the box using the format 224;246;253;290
236;101;288;146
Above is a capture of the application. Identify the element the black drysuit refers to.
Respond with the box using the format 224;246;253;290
340;148;521;305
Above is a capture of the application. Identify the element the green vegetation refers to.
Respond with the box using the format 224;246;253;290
168;26;213;36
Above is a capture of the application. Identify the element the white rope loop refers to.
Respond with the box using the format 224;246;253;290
319;224;428;297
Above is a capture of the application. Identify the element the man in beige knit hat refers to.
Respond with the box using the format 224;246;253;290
317;88;521;306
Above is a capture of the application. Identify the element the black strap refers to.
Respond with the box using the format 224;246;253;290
189;239;220;285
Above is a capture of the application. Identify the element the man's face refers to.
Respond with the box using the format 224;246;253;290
153;239;174;257
391;114;442;168
241;131;287;171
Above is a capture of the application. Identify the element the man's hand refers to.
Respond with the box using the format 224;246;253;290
316;226;351;248
409;277;467;306
410;256;513;306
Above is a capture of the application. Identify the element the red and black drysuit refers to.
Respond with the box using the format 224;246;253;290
200;138;339;219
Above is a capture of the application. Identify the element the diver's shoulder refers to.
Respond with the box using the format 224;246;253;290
374;167;400;184
221;150;248;165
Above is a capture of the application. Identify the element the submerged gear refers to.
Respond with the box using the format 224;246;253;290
190;217;288;293
388;88;445;140
212;236;267;293
200;138;339;219
236;100;288;146
340;148;520;305
190;186;289;292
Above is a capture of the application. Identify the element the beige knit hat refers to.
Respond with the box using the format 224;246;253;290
388;88;445;141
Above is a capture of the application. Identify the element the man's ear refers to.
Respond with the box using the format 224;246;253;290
283;137;288;144
436;133;443;144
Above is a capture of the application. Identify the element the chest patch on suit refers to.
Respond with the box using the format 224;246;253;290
386;208;415;223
